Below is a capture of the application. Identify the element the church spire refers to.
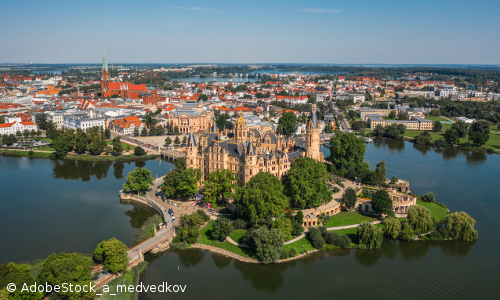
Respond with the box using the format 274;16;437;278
102;49;109;73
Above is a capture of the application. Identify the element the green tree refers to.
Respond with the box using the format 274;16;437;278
327;132;367;171
308;226;325;249
198;94;209;101
444;128;460;145
371;189;393;216
451;120;469;138
384;123;402;139
156;124;164;135
383;217;401;239
165;137;172;147
141;127;148;136
342;187;358;210
174;125;180;134
111;136;122;156
174;136;181;147
123;167;154;193
211;217;234;241
182;135;187;145
134;146;146;156
252;226;285;264
445;212;478;242
87;132;105;155
352;121;366;134
161;170;178;198
284;157;332;209
203;169;238;204
2;262;43;300
295;211;304;225
142;111;157;128
278;111;297;136
30;129;37;137
22;129;30;138
357;222;383;249
36;253;94;300
388;110;397;119
235;172;289;225
0;116;4;124
175;168;201;198
176;211;205;243
133;127;139;137
433;120;443;132
407;205;433;234
468;131;489;146
373;124;385;136
272;217;293;241
104;128;111;139
323;123;334;133
93;238;129;274
16;131;22;138
52;135;70;158
420;192;435;203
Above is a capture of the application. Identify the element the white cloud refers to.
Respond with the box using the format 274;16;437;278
174;6;222;13
302;8;341;13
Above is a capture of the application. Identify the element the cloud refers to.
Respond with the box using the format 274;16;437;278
174;6;222;13
302;8;341;13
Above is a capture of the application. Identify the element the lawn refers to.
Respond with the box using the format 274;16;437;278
39;147;55;151
425;116;450;122
417;200;449;221
283;235;315;254
198;221;254;257
106;140;136;151
325;211;376;228
229;229;246;244
332;224;385;246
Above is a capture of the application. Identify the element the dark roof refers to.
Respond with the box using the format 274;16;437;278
187;133;197;147
246;141;255;155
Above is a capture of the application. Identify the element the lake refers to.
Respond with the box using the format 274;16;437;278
0;138;499;299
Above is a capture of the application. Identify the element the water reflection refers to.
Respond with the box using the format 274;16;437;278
51;160;112;181
113;162;125;180
211;253;232;269
372;137;405;152
176;248;205;268
124;204;156;229
233;259;297;293
413;144;432;155
135;160;146;168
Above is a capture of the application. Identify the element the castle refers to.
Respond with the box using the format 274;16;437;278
185;105;323;185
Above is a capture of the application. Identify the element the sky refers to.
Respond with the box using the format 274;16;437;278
1;0;500;64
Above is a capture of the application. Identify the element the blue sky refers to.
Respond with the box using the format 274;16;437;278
1;0;499;64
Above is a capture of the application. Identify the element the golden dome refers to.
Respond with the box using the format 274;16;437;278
235;113;247;126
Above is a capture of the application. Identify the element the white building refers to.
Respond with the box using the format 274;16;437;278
0;121;38;135
63;115;105;131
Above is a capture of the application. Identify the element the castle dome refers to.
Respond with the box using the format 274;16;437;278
235;113;247;126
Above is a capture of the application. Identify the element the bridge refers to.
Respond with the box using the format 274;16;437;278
160;149;185;161
320;133;335;141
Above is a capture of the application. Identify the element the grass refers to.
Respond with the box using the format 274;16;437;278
39;147;55;151
417;200;449;221
0;150;54;158
426;116;450;122
229;229;246;244
106;140;136;151
332;224;385;246
198;221;254;258
325;211;376;228
283;236;315;254
96;261;148;300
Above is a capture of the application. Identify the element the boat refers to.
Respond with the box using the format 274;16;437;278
323;142;330;147
364;137;373;144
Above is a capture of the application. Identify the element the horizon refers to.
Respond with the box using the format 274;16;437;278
2;0;499;64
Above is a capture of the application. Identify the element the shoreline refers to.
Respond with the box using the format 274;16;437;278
0;149;160;162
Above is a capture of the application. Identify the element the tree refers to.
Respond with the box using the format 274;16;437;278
420;192;435;203
149;125;156;136
357;222;383;249
174;126;180;134
156;124;164;135
0;116;4;124
134;146;146;156
278;111;297;136
52;135;70;158
133;127;139;137
445;212;478;241
327;132;367;171
123;167;154;193
235;172;289;225
176;211;205;243
407;205;433;234
384;123;403;139
198;94;208;101
414;131;432;145
2;134;16;145
323;123;334;133
295;211;304;225
284;157;332;209
383;217;401;239
397;124;406;136
211;217;234;241
373;124;385;137
468;131;489;146
22;129;30;138
308;227;325;249
252;226;285;264
444;128;460;145
30;129;37;137
451;120;469;138
433;121;443;132
2;262;43;300
203;169;238;204
36;252;94;300
272;217;293;241
111;136;122;156
88;132;105;155
342;187;358;211
371;190;393;216
174;136;181;147
142;111;157;128
351;121;366;134
347;110;356;121
398;113;409;120
182;136;187;145
141;127;148;136
93;238;129;274
104;128;111;139
388;110;397;119
175;168;201;198
165;137;172;147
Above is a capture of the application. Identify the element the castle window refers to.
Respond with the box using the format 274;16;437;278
190;160;193;164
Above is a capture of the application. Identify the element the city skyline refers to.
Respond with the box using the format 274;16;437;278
1;0;500;64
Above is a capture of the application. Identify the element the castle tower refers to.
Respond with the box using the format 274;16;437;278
234;113;247;143
243;141;258;184
306;104;322;161
185;133;199;171
101;50;110;98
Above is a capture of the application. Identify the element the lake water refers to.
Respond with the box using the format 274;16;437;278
0;139;499;299
33;70;62;75
170;77;258;83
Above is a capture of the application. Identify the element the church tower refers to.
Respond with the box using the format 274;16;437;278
101;50;110;98
234;113;247;143
306;104;322;161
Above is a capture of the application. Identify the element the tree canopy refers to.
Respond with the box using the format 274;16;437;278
251;226;285;264
202;169;238;204
123;167;154;193
327;132;367;171
342;187;358;210
445;212;478;241
371;189;393;216
93;238;129;274
407;205;433;234
357;222;383;249
278;111;297;136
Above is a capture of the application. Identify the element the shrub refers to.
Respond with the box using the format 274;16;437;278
291;222;304;236
407;205;433;234
28;150;35;157
445;212;478;241
399;220;416;241
383;217;401;239
308;227;325;249
196;209;210;222
211;217;234;241
134;146;146;156
170;242;188;250
234;218;248;229
420;192;435;203
241;228;256;247
280;247;298;259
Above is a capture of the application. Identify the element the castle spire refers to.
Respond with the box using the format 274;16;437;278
102;49;109;73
